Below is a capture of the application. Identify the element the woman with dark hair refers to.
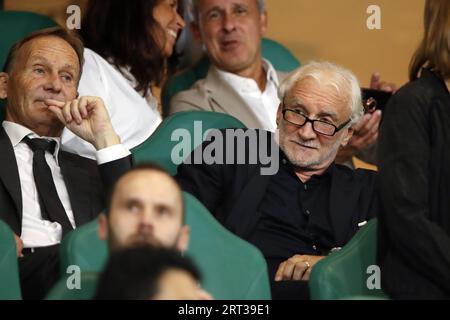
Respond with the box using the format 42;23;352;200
377;0;450;299
61;0;185;158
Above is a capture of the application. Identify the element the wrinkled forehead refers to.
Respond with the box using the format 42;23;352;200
285;76;351;115
197;0;259;12
13;36;80;74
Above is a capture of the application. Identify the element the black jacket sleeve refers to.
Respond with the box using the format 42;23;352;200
175;143;226;215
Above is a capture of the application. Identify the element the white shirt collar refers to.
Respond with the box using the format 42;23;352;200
2;121;61;161
214;58;279;93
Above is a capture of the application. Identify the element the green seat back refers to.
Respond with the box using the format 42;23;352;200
59;218;108;274
57;193;271;299
0;11;57;121
0;219;22;300
46;272;99;300
309;219;388;300
184;193;270;299
161;37;300;116
131;111;246;176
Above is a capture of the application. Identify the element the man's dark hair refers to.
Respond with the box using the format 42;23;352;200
105;163;185;220
94;245;201;300
2;26;84;81
79;0;183;96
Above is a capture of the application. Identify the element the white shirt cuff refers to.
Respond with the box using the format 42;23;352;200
95;144;131;165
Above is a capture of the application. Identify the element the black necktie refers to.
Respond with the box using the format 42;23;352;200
23;136;73;237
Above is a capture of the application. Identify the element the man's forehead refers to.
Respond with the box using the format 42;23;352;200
116;171;181;200
286;77;350;115
199;0;256;10
18;36;79;68
288;77;342;100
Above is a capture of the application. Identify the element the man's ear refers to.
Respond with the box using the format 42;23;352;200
341;127;354;147
97;213;109;241
276;103;283;127
190;22;203;43
176;225;190;253
260;9;268;36
0;72;9;99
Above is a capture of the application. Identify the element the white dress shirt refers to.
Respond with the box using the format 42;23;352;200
214;59;280;132
61;48;162;159
2;121;130;248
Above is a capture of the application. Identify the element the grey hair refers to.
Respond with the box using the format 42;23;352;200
278;61;364;126
190;0;266;22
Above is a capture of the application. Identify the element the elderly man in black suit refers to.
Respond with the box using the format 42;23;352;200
176;61;379;299
0;27;131;299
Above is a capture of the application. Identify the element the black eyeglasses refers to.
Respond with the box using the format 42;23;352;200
282;108;351;136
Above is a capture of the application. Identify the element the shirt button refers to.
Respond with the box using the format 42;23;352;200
305;210;311;215
304;184;308;191
282;159;287;165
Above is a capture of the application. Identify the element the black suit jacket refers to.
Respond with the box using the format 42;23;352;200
176;129;378;248
378;69;450;299
0;126;132;236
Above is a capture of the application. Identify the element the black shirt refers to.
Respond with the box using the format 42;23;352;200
248;152;337;279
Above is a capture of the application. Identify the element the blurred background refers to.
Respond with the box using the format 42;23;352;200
2;0;425;87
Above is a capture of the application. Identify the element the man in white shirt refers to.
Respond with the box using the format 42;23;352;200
170;0;393;166
0;27;131;299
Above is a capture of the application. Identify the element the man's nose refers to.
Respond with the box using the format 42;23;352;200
43;73;62;93
297;121;318;140
139;209;155;226
222;12;237;32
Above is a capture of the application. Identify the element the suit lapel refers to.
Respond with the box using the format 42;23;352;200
204;67;268;129
226;168;272;239
59;152;94;227
223;130;277;239
328;167;360;246
0;127;22;218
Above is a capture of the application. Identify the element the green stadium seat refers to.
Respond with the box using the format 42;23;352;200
58;218;108;275
131;111;246;176
309;218;389;300
0;219;22;300
46;272;99;300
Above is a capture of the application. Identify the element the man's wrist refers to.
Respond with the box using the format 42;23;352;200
93;130;121;150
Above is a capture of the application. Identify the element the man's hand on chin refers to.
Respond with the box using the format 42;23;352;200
45;96;120;150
